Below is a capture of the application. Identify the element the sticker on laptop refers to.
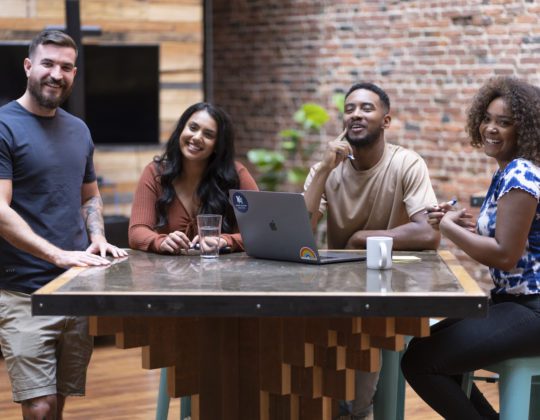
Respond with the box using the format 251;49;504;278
300;246;317;261
231;192;249;213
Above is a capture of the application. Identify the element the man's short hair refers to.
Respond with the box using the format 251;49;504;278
28;30;78;59
345;82;390;113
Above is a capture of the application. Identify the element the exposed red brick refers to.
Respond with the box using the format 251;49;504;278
212;0;539;282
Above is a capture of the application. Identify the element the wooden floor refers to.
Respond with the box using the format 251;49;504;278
0;339;499;420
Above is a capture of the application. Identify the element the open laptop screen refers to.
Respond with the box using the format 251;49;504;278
230;190;364;264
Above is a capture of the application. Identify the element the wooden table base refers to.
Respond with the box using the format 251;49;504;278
89;316;428;420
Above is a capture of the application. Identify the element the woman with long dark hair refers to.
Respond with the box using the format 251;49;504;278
401;77;540;419
129;102;258;253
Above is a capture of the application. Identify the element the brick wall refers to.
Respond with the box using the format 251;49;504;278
212;0;540;286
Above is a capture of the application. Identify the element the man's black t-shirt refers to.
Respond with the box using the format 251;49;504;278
0;101;96;294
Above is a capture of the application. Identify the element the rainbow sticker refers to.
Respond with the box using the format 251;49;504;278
300;246;317;261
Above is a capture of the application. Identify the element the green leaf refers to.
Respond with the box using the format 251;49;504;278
247;149;284;164
298;103;330;131
281;140;297;152
247;149;285;172
293;109;306;125
287;167;310;185
278;129;302;141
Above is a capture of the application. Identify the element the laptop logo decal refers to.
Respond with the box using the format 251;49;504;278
269;220;277;231
300;246;317;260
231;192;249;213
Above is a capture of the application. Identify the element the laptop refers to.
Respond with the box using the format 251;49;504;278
229;190;366;264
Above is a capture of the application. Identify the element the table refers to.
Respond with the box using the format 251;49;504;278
32;250;487;420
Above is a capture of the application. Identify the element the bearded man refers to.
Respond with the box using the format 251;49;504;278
0;30;126;419
303;82;440;420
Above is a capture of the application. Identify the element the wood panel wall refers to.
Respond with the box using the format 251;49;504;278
0;0;203;216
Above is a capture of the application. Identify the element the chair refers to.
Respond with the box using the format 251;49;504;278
156;368;191;420
373;343;410;420
462;356;540;420
373;319;444;420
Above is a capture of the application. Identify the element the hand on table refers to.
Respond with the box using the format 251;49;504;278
52;250;111;268
159;231;192;254
87;235;129;258
425;201;475;232
192;235;228;253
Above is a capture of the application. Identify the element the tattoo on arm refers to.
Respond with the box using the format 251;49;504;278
81;196;105;237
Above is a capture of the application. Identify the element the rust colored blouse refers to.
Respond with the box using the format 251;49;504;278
128;161;258;253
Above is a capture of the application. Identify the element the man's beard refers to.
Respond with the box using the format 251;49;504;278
27;77;72;110
345;126;383;148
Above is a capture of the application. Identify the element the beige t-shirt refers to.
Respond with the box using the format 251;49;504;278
304;143;437;249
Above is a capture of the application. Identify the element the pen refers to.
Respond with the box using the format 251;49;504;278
423;198;457;214
337;151;355;161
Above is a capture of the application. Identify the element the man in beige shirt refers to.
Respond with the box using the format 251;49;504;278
304;82;440;420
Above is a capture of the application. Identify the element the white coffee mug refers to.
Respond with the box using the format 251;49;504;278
366;236;393;269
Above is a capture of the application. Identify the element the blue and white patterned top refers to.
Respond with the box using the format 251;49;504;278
477;158;540;295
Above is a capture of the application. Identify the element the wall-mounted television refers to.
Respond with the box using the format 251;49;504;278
0;42;159;146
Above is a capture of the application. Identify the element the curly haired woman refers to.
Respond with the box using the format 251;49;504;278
129;102;258;254
401;77;540;419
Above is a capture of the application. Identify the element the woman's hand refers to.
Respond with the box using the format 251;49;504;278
425;200;455;230
159;231;192;254
425;201;475;232
192;235;228;252
440;208;476;233
425;203;446;230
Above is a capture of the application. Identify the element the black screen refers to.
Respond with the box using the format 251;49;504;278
0;42;28;106
84;44;159;145
0;43;159;145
